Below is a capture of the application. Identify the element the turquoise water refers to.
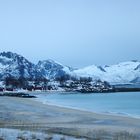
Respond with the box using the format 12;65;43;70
35;92;140;118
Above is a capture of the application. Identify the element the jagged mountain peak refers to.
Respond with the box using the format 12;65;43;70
44;59;62;64
0;51;27;63
38;59;73;70
37;59;72;79
0;51;42;79
0;51;18;58
38;59;64;69
0;51;33;65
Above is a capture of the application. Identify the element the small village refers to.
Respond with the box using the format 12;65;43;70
0;76;113;95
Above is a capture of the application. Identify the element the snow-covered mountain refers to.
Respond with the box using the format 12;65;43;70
36;59;72;79
73;61;140;84
0;52;42;79
0;52;72;80
0;51;140;85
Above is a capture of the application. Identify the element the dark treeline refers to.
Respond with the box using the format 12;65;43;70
55;74;92;84
0;75;116;93
2;75;93;89
3;76;48;89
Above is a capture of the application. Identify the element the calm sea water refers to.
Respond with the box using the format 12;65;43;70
34;92;140;118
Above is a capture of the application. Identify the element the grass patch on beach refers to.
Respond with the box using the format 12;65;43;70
46;127;140;140
0;122;140;140
113;131;139;140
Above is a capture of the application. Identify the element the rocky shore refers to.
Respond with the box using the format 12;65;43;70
0;92;36;98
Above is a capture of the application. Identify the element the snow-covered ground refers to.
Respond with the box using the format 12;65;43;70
0;128;85;140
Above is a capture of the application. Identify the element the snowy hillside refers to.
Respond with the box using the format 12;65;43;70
0;52;42;79
74;61;140;84
0;52;72;80
36;59;72;79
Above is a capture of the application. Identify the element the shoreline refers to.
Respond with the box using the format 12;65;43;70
1;90;140;119
34;96;140;120
33;91;140;120
0;96;140;139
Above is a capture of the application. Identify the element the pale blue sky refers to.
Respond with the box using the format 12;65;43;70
0;0;140;68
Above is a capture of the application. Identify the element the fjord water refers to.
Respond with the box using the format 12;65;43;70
35;92;140;118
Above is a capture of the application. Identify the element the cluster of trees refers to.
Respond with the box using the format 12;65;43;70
4;77;28;88
55;74;92;84
2;74;93;90
3;76;49;89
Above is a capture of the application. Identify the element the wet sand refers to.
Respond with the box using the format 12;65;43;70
0;97;140;139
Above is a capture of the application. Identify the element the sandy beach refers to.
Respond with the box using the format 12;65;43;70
0;96;140;139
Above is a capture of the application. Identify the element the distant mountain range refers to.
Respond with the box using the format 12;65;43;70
0;51;140;85
74;61;140;85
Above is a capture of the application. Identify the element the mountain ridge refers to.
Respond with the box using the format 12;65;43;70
0;51;72;80
0;51;140;85
74;61;140;84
